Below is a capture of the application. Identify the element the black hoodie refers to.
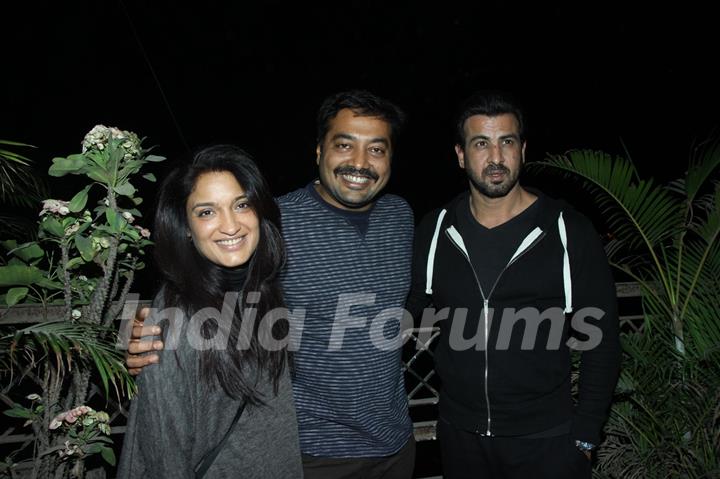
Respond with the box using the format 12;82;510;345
406;190;621;445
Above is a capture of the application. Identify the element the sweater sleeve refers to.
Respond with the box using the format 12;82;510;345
568;214;621;445
124;307;198;478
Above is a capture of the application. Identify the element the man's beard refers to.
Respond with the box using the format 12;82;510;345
467;163;521;199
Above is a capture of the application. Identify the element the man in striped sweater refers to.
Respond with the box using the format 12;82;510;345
127;90;416;478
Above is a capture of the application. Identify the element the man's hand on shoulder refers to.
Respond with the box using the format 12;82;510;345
125;307;164;375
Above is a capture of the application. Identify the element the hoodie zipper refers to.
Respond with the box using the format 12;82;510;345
445;227;546;436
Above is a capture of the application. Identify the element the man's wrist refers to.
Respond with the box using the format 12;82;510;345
575;440;595;452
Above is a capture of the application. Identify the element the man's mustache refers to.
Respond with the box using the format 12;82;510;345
484;164;510;175
334;166;380;181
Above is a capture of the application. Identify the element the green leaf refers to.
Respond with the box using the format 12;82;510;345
86;149;107;167
85;166;109;183
105;208;121;231
93;225;114;235
3;406;32;419
68;185;91;212
74;234;95;262
35;281;61;291
75;221;92;236
85;443;102;454
65;257;85;270
132;196;143;205
6;287;29;306
117;159;143;179
100;446;116;466
125;228;140;240
142;173;156;182
0;265;44;286
3;241;44;262
1;240;17;251
40;217;65;237
114;182;136;197
0;139;36;148
144;154;165;162
36;277;63;290
685;140;720;202
48;155;85;177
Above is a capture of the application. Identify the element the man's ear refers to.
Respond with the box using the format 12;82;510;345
455;144;465;169
316;144;322;165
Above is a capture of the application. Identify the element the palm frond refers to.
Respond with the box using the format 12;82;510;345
601;328;720;477
533;141;720;477
685;139;720;202
0;215;37;244
532;150;685;255
691;181;720;246
0;321;136;399
0;140;47;208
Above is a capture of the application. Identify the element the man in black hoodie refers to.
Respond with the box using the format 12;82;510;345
406;91;621;478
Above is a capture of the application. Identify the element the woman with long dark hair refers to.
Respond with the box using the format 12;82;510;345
118;145;302;478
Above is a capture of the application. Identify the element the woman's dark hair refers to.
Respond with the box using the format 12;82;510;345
153;144;287;403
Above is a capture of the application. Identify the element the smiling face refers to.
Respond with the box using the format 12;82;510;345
186;171;260;268
456;113;526;199
315;108;392;211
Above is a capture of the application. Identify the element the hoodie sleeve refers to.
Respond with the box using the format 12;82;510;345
405;209;442;321
567;213;621;445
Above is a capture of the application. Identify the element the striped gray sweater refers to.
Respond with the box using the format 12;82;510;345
279;184;414;457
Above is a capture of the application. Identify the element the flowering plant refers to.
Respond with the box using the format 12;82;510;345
46;405;115;471
3;399;115;476
0;125;164;477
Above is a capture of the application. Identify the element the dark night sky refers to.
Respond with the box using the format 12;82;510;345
3;0;718;222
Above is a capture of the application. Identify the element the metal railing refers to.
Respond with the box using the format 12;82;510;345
0;282;643;476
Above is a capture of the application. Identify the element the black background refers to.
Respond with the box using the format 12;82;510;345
2;2;718;475
3;0;718;259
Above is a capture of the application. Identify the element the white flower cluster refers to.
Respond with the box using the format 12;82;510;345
59;440;82;459
39;199;70;216
121;211;151;238
49;405;111;460
81;124;141;159
49;405;111;437
134;225;151;238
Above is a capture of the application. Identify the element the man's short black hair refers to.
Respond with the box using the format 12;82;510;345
316;90;406;149
455;90;526;146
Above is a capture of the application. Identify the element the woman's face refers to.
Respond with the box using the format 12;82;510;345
186;171;260;268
